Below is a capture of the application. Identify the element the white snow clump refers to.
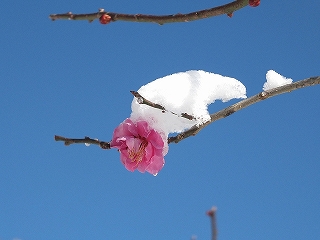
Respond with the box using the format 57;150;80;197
130;70;247;135
263;70;293;91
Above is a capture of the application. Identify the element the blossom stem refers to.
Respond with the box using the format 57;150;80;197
49;0;248;25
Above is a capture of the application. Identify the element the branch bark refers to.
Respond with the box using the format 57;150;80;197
54;135;111;149
49;0;248;25
55;76;320;147
130;90;195;120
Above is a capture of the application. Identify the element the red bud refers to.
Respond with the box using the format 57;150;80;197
227;12;233;18
206;210;214;217
249;0;260;7
99;14;112;24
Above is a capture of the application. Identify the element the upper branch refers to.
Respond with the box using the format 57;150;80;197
49;0;248;25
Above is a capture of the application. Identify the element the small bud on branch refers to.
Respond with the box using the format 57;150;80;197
99;14;112;24
249;0;260;7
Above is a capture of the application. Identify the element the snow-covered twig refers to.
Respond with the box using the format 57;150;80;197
168;76;320;143
131;90;195;120
55;76;320;147
130;90;166;111
49;0;248;25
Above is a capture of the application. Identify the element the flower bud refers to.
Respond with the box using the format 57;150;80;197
99;14;112;24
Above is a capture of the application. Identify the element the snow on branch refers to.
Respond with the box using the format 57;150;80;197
55;75;320;146
168;76;320;143
49;0;250;25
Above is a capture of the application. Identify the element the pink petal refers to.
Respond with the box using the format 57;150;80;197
136;157;148;173
144;143;154;161
113;120;131;138
119;149;140;172
136;120;150;138
147;130;164;149
125;137;141;150
145;155;165;175
125;119;138;136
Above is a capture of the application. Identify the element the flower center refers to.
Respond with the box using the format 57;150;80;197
128;139;148;163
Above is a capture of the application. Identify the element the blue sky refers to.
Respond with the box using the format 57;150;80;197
1;1;319;239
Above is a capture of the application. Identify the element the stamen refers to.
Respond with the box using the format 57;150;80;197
128;139;148;163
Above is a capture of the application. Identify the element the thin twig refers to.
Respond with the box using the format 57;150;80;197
130;90;195;120
168;76;320;143
49;0;248;25
130;90;166;111
54;135;110;149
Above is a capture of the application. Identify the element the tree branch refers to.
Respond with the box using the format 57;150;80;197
54;135;111;149
168;76;320;143
49;0;248;25
55;76;320;147
130;90;195;120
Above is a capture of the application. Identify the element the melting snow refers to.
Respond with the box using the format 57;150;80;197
263;70;293;91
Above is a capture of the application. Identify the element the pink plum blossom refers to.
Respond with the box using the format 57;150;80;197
110;118;166;175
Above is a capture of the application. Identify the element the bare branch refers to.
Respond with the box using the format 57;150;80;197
168;76;320;143
49;0;248;25
54;135;111;149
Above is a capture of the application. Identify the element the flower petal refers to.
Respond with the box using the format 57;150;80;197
119;150;136;172
145;155;165;175
136;120;150;138
125;118;138;136
147;129;164;149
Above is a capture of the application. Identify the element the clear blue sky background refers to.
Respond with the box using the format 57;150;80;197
1;1;319;239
